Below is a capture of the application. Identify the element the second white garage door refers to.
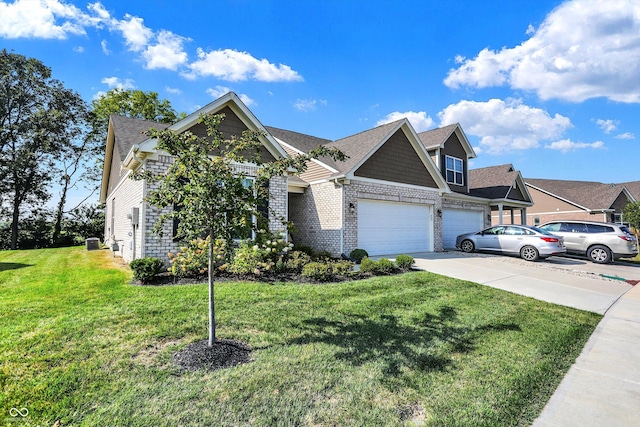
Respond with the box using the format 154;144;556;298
357;199;432;256
442;208;484;249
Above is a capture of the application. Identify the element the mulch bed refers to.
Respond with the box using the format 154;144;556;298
173;339;252;372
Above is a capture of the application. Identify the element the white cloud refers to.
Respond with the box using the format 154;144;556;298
101;77;135;90
185;48;303;82
0;0;88;39
444;0;640;103
116;14;152;52
165;86;182;95
101;39;110;55
205;85;255;106
438;98;572;154
545;139;604;153
595;119;618;134
294;98;327;112
376;111;435;132
142;30;189;70
73;45;84;53
615;132;635;140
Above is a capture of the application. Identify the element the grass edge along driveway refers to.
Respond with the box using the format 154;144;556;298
0;247;600;426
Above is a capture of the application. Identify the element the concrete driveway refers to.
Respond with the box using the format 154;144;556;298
399;251;635;314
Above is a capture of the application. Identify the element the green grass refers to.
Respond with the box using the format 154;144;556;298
1;247;601;426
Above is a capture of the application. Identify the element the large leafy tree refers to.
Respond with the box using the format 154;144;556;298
0;49;90;249
137;113;345;346
623;201;640;252
90;88;183;143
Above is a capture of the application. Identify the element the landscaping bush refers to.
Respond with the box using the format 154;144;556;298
228;233;294;275
331;259;355;276
285;250;312;273
359;257;395;275
349;248;368;264
395;254;415;271
293;244;316;257
314;250;333;261
168;237;228;277
228;241;274;275
129;257;165;283
302;261;333;281
376;258;396;274
359;257;377;273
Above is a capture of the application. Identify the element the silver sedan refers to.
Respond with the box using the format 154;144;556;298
455;225;566;261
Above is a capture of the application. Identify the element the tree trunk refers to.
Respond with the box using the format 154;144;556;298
208;229;216;346
10;191;20;250
52;175;69;245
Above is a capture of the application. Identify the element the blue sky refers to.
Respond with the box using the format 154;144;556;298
1;0;639;209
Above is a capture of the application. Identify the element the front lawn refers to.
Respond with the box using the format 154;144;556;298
1;247;600;426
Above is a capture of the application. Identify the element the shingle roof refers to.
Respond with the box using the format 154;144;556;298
267;120;404;175
110;115;169;161
525;178;627;210
264;126;340;170
417;123;458;150
469;164;521;199
621;181;640;200
328;120;402;174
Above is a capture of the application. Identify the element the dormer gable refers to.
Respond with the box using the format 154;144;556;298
418;124;475;194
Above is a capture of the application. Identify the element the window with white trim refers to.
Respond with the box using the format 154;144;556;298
445;155;464;186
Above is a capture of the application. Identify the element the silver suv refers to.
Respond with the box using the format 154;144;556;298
539;220;637;263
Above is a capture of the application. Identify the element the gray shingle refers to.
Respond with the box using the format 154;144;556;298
110;115;169;161
525;178;626;210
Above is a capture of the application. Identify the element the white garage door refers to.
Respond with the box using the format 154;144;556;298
358;199;432;256
442;208;484;248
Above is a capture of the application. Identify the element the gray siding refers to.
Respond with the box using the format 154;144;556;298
354;130;438;188
439;133;469;193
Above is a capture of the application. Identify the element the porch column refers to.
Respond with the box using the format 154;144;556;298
521;208;527;225
497;203;504;225
510;209;515;224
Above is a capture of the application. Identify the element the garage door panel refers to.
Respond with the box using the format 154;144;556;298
358;199;432;256
442;208;484;248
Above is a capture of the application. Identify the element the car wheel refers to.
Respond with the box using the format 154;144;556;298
587;245;612;264
520;245;539;261
460;240;475;253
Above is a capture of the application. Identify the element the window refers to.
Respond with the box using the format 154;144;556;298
445;156;464;185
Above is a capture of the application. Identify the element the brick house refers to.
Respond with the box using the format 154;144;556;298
100;92;534;262
522;179;637;225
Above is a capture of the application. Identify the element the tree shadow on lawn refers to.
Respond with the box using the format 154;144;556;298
0;262;32;272
289;306;521;377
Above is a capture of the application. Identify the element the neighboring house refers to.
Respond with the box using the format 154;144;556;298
523;179;636;225
469;164;534;226
100;92;536;262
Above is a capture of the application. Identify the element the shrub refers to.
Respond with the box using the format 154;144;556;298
314;250;333;261
130;257;165;283
168;237;228;277
331;260;355;276
395;254;415;271
359;257;377;273
293;244;315;257
228;241;273;275
359;257;395;275
285;251;312;273
301;261;333;281
349;248;368;264
376;258;396;274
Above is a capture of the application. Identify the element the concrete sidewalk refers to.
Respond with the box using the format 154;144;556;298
533;283;640;427
386;252;639;426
